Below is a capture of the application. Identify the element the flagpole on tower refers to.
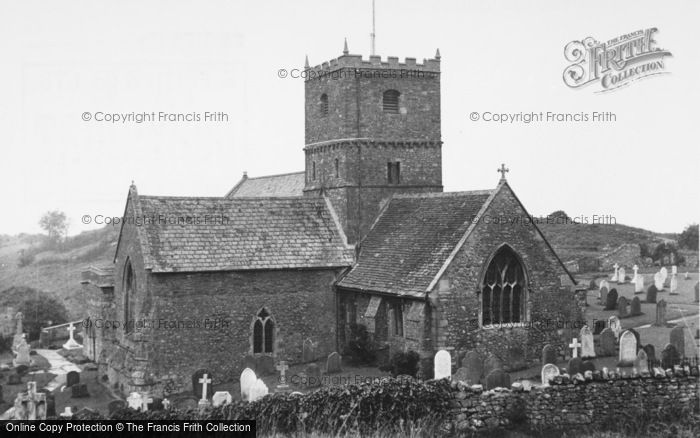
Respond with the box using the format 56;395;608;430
370;0;376;56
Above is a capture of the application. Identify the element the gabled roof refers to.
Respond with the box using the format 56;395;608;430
226;171;305;198
338;190;493;297
118;187;353;273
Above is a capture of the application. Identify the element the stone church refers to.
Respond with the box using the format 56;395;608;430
81;44;578;396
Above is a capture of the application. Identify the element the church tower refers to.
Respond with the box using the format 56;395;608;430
303;41;443;244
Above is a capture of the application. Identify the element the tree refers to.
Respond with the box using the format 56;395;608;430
678;224;699;251
39;210;68;247
19;289;70;341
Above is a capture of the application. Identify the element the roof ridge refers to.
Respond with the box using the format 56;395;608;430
393;190;493;199
246;170;305;180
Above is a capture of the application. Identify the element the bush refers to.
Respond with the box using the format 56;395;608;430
344;324;376;365
384;350;421;377
17;251;35;267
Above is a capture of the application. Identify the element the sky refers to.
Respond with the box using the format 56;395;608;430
0;0;697;236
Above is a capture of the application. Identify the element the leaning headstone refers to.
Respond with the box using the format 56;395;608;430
605;289;618;310
599;328;616;356
599;287;609;305
617;296;629;318
541;344;557;365
634;350;649;374
212;391;232;407
434;350;452;380
191;369;212;400
661;344;680;369
643;344;656;362
630;297;642;316
541;363;560;386
607;316;622;339
304;363;322;388
568;357;583;375
326;352;342;373
108;400;127;414
463;351;483;384
654;299;667;326
670;326;685;357
66;371;80;387
618;330;637;366
484;369;510;390
579;326;596;359
240;368;257;401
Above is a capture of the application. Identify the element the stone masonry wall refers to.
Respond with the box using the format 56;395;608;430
447;373;699;433
435;184;581;369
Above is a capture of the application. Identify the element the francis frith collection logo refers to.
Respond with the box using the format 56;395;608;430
563;28;672;92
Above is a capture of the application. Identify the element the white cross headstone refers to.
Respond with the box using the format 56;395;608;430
240;368;257;401
276;361;289;390
631;265;639;283
433;350;452;380
568;338;581;358
198;373;212;401
611;263;619;282
62;323;82;350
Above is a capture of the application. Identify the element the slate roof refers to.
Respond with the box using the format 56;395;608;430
338;190;493;297
133;195;353;272
226;172;306;198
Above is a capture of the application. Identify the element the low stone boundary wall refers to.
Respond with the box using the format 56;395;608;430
448;370;699;433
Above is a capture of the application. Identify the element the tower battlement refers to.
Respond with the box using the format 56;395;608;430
305;53;440;80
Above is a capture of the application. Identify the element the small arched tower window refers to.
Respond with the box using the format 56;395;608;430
481;246;526;326
334;158;339;178
319;93;329;116
123;260;135;333
253;308;275;354
383;90;400;113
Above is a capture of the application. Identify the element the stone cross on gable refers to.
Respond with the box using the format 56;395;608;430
276;361;289;386
198;374;212;401
569;338;581;358
497;163;509;180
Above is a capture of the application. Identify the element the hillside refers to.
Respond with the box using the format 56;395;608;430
0;219;689;320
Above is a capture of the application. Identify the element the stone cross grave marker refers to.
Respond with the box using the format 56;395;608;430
276;361;289;390
63;323;82;350
141;394;153;412
618;330;637;366
541;363;560;386
632;265;639;283
198;374;211;401
611;263;619;282
579;326;595;358
240;368;257;401
568;338;581;358
434;350;451;380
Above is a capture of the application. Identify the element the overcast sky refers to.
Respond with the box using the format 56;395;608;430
0;0;697;236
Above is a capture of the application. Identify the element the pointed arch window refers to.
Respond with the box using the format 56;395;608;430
253;308;274;354
123;260;135;333
481;246;526;326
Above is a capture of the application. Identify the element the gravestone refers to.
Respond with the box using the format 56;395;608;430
483;353;503;375
593;320;606;335
599;328;616;356
275;361;289;391
611;263;619;282
463;351;483;384
579;326;595;358
589;279;597;290
326;352;342;373
249;379;269;402
695;282;699;302
599;279;610;292
568;357;583;375
627;328;641;347
634;275;644;293
660;267;668;284
669;274;678;295
605;289;618;310
541;344;557;365
434;350;452;380
108;399;126;414
661;344;680;369
643;344;656;362
212;391;232;407
607;316;622;339
618;330;637;366
670;326;685;357
671;265;677;275
13;343;31;367
191;369;212;400
62;322;82;350
568;338;581;358
654;299;667;326
71;383;89;398
630;297;642;316
654;272;664;290
617;296;629;318
634;350;649;374
484;369;510;390
40;391;55;418
240;368;257;401
599;287;609;305
302;339;316;363
618;267;626;283
304;363;322;388
541;363;560;386
453;367;470;384
66;371;80;387
126;392;143;410
631;265;639;283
